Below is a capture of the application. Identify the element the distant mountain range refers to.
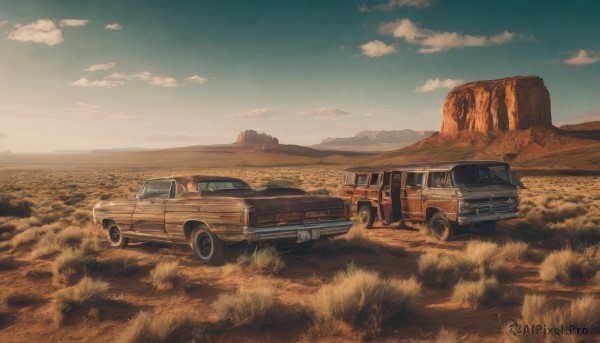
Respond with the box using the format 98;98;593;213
560;121;600;131
313;129;437;151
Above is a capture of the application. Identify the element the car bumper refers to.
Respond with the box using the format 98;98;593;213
457;211;520;225
243;220;354;243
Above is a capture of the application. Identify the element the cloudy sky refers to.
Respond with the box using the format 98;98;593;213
1;0;599;152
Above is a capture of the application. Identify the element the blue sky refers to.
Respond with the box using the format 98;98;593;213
1;0;599;152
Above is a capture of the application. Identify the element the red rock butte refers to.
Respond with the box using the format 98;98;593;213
440;76;552;136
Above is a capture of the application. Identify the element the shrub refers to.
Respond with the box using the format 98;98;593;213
539;249;594;285
451;277;498;308
310;268;421;337
150;261;185;290
498;241;529;261
236;246;286;275
53;276;110;324
213;286;275;328
0;195;32;217
119;311;203;343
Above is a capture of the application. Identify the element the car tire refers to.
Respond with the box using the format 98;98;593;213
475;221;496;235
191;227;226;266
358;205;375;229
429;213;453;241
107;222;129;248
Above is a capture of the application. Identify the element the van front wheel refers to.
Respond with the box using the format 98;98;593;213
429;213;453;241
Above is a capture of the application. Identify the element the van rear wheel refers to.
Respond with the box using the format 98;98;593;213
429;213;453;241
358;205;375;229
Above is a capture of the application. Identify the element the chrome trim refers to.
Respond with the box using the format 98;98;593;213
244;220;354;243
458;211;520;225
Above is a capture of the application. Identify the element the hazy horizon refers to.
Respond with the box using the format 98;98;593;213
2;0;600;153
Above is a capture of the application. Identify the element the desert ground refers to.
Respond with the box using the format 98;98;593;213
0;167;598;342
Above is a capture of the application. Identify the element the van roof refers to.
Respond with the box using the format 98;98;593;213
345;160;509;173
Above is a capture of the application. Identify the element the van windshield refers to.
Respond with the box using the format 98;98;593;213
452;165;511;187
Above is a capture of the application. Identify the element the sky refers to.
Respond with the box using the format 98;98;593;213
1;0;600;152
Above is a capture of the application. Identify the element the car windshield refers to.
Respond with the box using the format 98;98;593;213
197;180;252;192
452;165;511;187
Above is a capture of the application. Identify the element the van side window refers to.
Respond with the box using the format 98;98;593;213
344;173;355;185
356;175;368;186
429;172;452;188
405;172;425;188
370;174;381;186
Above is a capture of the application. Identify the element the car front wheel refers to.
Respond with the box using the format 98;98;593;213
191;227;226;265
107;222;129;248
429;213;453;241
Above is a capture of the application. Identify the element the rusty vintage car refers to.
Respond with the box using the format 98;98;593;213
93;175;353;264
340;161;520;240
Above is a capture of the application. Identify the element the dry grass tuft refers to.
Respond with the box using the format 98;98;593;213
309;267;421;337
213;286;275;328
52;238;99;285
498;241;529;261
30;226;84;258
313;225;380;253
236;245;286;275
150;261;185;290
118;310;206;343
0;256;16;271
520;294;600;334
418;241;516;288
0;290;38;308
53;276;111;324
451;277;498;308
539;249;594;285
11;224;60;248
434;327;460;343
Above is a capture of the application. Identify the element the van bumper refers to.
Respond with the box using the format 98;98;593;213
457;211;520;225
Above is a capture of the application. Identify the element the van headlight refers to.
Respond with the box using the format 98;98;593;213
507;197;516;207
462;201;470;209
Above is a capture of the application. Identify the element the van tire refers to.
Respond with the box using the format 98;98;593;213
429;213;453;241
358;205;375;229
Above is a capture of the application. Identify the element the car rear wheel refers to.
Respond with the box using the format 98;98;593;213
429;213;453;241
107;222;128;248
358;205;375;229
191;227;226;265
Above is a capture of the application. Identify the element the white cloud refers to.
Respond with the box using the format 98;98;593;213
185;75;209;85
360;40;398;57
564;50;600;65
105;23;122;30
415;78;464;92
298;108;352;117
59;19;89;27
7;19;64;46
84;62;116;72
379;18;519;53
360;0;433;12
0;20;7;27
149;76;178;88
76;101;100;108
107;71;153;81
234;108;281;119
70;78;124;88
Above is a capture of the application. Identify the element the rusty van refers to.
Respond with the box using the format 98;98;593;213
339;161;520;240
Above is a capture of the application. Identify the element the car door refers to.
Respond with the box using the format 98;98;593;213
401;172;426;220
132;180;174;239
